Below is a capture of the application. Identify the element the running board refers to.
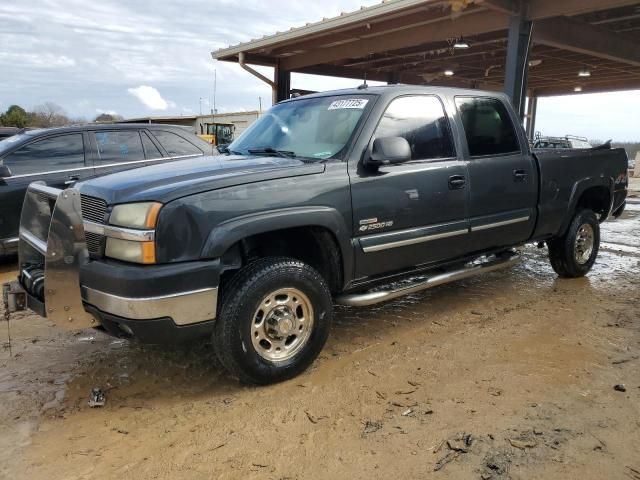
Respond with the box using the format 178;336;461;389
335;252;520;307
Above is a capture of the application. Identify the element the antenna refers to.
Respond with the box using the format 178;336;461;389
358;71;368;90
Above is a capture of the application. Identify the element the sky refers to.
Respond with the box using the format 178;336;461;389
1;0;639;141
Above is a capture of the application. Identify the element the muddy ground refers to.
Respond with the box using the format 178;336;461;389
1;185;639;480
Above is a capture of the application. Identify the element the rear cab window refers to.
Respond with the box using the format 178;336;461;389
151;130;203;157
1;133;86;175
94;130;145;164
454;97;520;157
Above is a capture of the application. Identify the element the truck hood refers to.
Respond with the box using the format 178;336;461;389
79;154;325;204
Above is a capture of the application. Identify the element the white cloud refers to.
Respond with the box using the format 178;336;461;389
127;85;171;110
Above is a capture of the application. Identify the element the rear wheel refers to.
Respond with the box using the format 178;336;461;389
213;257;332;384
548;209;600;278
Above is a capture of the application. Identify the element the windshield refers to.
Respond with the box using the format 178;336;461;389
0;133;29;155
229;95;372;160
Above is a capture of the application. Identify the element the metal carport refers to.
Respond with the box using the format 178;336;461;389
212;0;640;138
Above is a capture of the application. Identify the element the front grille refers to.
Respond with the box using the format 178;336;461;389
80;195;107;256
85;232;103;255
80;195;107;223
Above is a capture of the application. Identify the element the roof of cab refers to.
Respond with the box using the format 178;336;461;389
279;85;511;104
23;123;190;137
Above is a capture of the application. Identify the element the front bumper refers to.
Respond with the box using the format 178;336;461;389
6;182;220;339
81;261;219;326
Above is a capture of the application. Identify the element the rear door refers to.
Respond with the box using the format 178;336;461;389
350;94;469;279
454;96;537;253
90;129;148;176
0;133;91;243
140;130;165;165
149;129;206;163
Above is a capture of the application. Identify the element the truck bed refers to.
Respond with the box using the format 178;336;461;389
533;147;628;239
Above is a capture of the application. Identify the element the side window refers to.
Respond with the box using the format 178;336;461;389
374;95;455;161
94;130;145;164
455;97;520;157
2;134;85;175
151;131;202;156
141;132;163;159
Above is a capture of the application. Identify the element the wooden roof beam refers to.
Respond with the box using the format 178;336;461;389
534;16;640;67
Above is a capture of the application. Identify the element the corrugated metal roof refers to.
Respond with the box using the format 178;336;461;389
212;0;441;60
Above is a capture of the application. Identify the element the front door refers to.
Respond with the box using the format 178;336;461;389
454;96;538;253
350;94;469;280
0;133;92;245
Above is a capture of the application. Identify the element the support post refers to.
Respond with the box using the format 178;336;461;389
525;94;538;141
275;64;291;103
504;1;532;119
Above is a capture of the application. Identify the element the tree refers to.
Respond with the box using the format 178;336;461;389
0;105;29;128
30;102;70;127
93;113;124;123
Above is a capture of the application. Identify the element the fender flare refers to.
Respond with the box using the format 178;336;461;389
559;176;614;235
201;206;354;284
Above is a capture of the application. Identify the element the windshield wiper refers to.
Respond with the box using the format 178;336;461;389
247;147;297;158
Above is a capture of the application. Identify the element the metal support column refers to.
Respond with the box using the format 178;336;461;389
504;1;532;119
525;94;538;141
275;65;291;103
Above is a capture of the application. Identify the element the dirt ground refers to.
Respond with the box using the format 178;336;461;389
1;184;639;480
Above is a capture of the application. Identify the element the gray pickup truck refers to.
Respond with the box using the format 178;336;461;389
3;86;628;384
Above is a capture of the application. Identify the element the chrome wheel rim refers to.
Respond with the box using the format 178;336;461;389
251;288;314;362
574;223;595;264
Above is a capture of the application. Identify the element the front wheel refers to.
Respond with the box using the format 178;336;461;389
213;257;332;384
548;208;600;278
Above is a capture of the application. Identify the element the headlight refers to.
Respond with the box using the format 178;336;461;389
105;238;156;264
109;202;162;229
106;202;162;264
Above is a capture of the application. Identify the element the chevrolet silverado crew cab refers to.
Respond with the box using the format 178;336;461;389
3;86;628;384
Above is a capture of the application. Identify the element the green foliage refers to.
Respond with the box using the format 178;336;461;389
0;105;30;128
93;113;124;122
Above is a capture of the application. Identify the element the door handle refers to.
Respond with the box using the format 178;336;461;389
64;175;79;186
513;169;528;182
448;175;466;190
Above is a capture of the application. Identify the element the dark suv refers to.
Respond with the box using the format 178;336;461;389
0;124;214;256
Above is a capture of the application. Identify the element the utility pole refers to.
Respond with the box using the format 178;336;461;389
211;69;217;137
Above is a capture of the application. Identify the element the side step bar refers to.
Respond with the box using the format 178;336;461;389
335;252;520;307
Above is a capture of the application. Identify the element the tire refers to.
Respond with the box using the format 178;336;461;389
548;208;600;278
213;257;332;384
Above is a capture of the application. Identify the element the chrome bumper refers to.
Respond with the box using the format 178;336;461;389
15;182;217;330
82;286;218;326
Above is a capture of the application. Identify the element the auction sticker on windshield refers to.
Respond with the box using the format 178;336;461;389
328;99;369;110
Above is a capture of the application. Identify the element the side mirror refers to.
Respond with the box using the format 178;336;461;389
0;164;11;178
365;137;411;168
217;143;229;154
